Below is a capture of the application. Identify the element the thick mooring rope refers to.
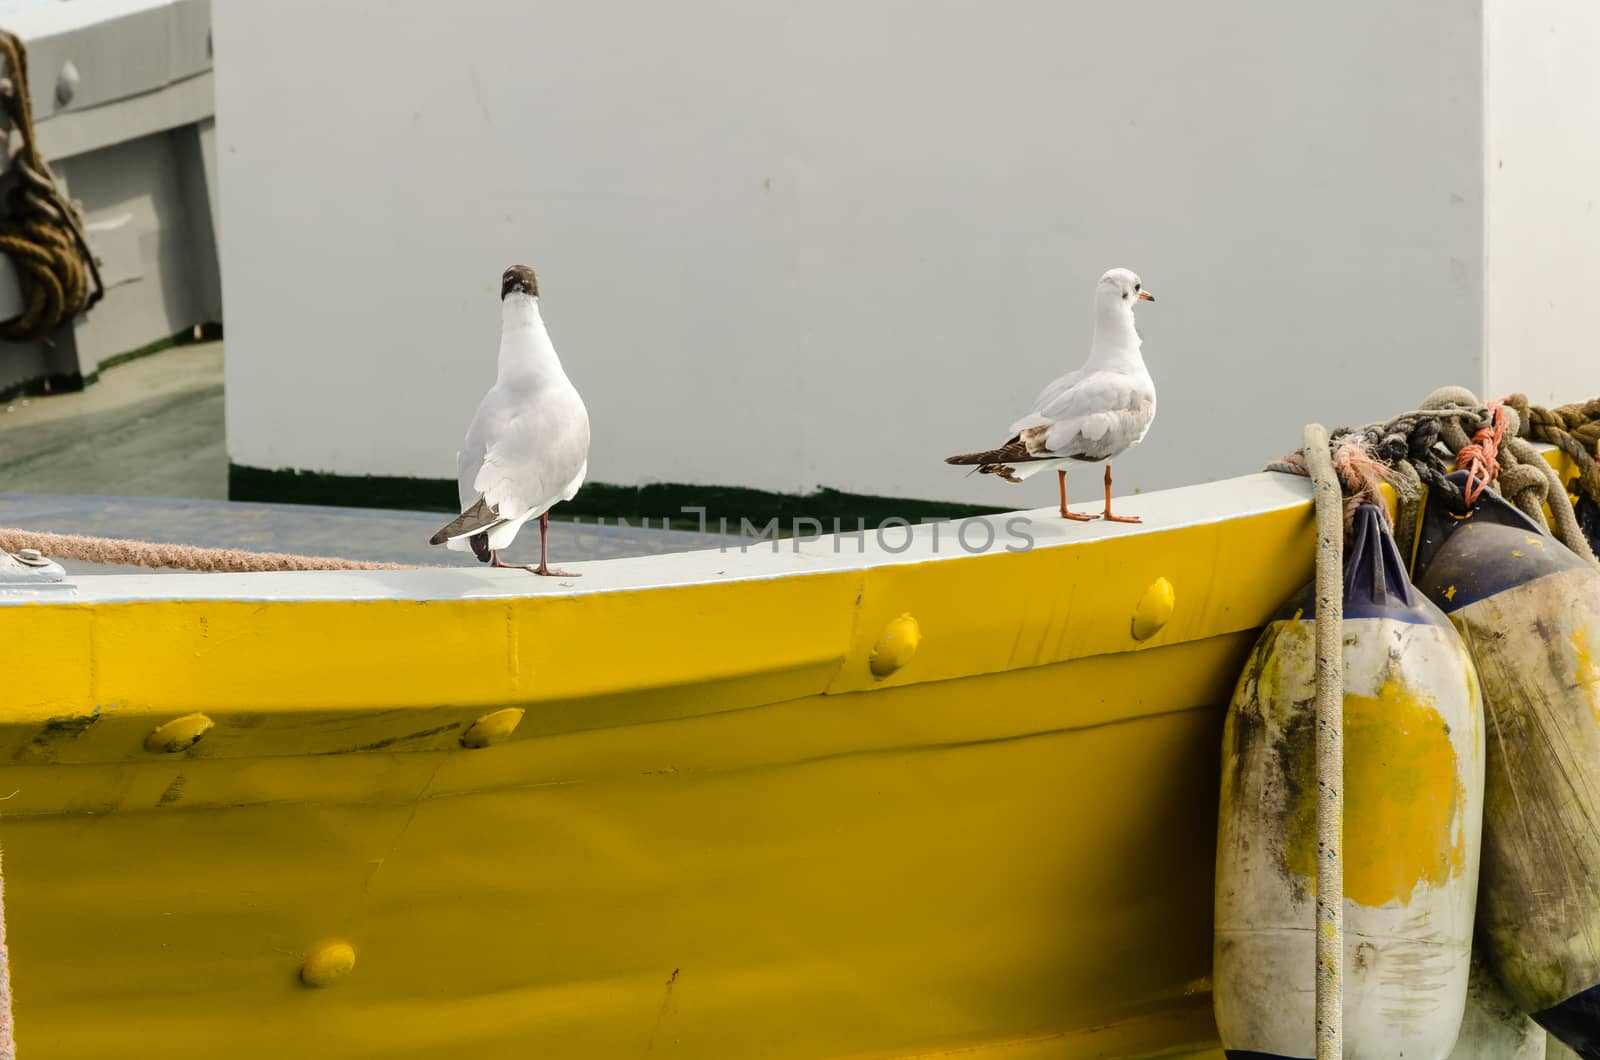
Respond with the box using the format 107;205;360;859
0;528;416;572
1269;388;1600;567
0;29;104;341
1507;394;1600;505
1302;423;1344;1060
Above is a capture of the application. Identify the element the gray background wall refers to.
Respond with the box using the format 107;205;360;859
215;1;1582;507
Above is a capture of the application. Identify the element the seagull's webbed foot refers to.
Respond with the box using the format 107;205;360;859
532;564;580;578
489;553;582;577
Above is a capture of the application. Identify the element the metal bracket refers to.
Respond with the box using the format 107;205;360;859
0;547;71;592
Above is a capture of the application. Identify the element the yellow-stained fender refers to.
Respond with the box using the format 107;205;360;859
1418;476;1600;1053
1216;506;1484;1059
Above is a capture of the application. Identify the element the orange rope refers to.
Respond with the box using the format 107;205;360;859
1454;398;1508;506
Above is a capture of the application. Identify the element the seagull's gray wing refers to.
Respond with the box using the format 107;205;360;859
1005;370;1154;460
1040;371;1154;459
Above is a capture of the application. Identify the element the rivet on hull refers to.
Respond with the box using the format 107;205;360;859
461;707;525;748
300;942;356;987
870;613;921;677
56;60;79;106
1132;577;1175;641
144;712;214;753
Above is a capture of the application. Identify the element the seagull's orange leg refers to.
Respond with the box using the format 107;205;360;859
1059;468;1095;521
1102;465;1141;523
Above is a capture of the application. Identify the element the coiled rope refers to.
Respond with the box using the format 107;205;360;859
1268;387;1600;568
0;29;104;341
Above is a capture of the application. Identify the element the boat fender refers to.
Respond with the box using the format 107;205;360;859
1215;503;1485;1059
1416;471;1600;1056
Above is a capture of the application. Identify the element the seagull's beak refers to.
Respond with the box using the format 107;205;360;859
1138;290;1156;302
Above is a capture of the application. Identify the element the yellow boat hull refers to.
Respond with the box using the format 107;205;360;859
9;462;1575;1058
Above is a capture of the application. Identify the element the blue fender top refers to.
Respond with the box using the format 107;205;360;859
1276;503;1444;626
1416;471;1589;612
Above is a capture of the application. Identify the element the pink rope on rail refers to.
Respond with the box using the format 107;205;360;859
0;528;420;572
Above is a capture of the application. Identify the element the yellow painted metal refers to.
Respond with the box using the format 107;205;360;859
1;457;1567;1058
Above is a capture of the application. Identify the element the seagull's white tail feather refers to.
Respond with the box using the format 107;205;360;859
484;509;537;551
1005;460;1065;481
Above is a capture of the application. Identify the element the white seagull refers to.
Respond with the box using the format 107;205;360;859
946;267;1156;523
429;265;591;575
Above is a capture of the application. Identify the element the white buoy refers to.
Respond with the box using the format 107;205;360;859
1215;504;1485;1059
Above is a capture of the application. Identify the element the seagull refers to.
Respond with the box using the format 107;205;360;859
945;267;1156;523
429;265;591;575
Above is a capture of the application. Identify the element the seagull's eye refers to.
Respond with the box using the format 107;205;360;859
1134;283;1141;292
